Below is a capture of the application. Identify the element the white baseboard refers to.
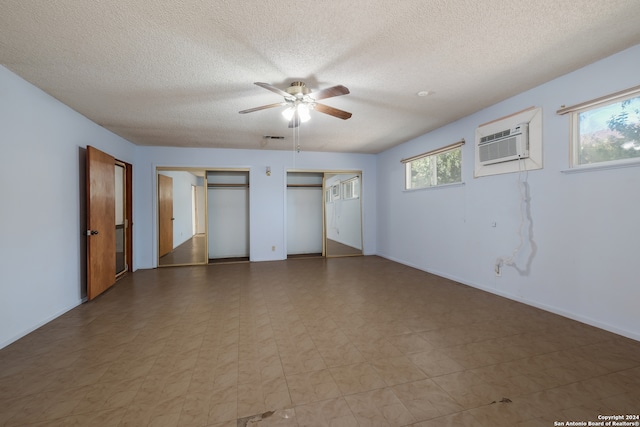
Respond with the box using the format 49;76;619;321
378;254;640;342
0;299;83;350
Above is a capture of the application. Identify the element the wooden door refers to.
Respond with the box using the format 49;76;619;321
158;174;174;258
86;146;116;300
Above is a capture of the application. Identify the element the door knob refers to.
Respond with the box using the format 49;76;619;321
86;230;99;236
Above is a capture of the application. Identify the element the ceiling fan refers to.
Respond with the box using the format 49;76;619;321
239;81;352;128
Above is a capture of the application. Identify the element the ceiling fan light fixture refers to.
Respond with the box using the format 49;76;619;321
298;104;311;123
282;104;311;123
282;107;295;121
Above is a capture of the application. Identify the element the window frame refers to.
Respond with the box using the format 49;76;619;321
401;140;464;190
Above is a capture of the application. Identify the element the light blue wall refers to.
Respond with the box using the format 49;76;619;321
133;147;377;267
376;44;640;340
0;66;136;348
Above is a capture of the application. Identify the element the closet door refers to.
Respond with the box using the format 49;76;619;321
207;171;249;260
287;172;323;256
287;188;323;255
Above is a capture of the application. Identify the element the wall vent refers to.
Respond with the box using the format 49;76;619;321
478;123;529;166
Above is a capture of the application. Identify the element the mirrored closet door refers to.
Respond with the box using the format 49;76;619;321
324;172;363;257
157;168;208;266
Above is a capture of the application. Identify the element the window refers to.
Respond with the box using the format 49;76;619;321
402;141;463;190
325;188;332;203
341;177;359;200
331;183;340;200
558;86;640;167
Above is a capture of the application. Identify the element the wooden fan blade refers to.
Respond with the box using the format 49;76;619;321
254;82;291;97
311;85;350;101
314;103;352;120
288;110;301;128
239;102;287;114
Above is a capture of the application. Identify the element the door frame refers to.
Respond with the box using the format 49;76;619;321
115;160;131;280
154;167;253;266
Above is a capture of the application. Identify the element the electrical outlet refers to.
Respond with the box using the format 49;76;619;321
495;264;501;277
271;246;276;252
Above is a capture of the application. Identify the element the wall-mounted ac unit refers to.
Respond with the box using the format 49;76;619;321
478;123;529;166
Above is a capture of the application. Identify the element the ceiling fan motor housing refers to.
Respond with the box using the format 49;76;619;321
286;81;311;98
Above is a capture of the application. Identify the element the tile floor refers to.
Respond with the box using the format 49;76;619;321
0;256;639;426
159;234;207;266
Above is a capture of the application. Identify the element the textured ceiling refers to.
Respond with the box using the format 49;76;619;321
1;1;639;154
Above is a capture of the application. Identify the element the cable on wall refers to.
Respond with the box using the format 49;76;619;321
494;157;537;276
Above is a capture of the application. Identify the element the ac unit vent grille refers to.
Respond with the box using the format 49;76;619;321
477;123;529;166
479;136;520;163
480;129;512;144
